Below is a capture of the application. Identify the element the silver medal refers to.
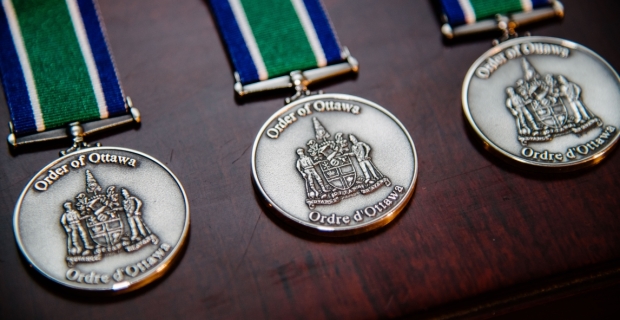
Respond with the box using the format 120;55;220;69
252;94;417;236
14;146;189;292
463;36;620;170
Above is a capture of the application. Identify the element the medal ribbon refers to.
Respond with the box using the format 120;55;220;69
209;0;343;85
0;0;126;136
440;0;552;26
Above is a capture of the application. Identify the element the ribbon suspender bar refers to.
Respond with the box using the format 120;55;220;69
7;97;139;148
209;0;358;96
234;47;358;97
0;0;138;147
440;0;564;39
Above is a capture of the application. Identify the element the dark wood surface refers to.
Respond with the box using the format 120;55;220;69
1;0;620;318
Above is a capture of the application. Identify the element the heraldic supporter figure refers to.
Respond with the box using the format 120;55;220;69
122;187;152;242
505;58;602;145
295;118;391;209
60;170;158;266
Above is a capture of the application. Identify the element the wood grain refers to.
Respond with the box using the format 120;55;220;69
1;0;619;318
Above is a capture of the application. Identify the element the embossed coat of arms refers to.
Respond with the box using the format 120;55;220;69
295;118;391;209
61;170;158;266
506;58;602;145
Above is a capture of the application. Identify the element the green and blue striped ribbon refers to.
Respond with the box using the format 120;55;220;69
209;0;343;85
440;0;552;26
0;0;126;136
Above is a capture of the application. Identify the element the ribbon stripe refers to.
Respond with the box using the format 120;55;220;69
76;0;125;117
441;0;552;26
0;0;38;133
0;0;125;136
301;0;341;64
209;0;343;85
291;0;327;68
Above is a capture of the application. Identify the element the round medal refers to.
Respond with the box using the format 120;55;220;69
252;94;417;236
463;36;620;170
13;147;189;292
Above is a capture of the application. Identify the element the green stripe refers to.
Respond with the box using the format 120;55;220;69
14;0;99;130
470;0;524;21
240;0;317;78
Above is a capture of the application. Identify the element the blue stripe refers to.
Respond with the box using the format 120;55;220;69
77;0;126;117
303;0;341;64
0;4;37;135
209;0;259;84
440;0;467;26
532;0;551;8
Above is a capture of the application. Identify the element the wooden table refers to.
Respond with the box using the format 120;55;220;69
1;0;619;318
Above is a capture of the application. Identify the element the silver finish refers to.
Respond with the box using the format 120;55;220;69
463;36;620;170
284;71;326;104
14;146;189;291
285;71;310;103
234;47;359;97
59;122;102;156
442;1;564;39
7;97;140;148
252;94;417;235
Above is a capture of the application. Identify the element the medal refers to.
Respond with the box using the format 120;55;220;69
1;0;189;291
440;0;620;170
209;0;418;235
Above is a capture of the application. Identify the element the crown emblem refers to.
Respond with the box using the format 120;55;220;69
505;58;603;145
295;118;391;209
61;170;158;266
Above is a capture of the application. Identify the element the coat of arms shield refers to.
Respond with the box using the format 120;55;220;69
506;58;603;145
529;99;568;129
87;214;123;247
295;117;391;208
319;155;356;190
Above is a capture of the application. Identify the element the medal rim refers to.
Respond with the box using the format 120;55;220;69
462;36;620;171
251;93;418;236
12;146;190;292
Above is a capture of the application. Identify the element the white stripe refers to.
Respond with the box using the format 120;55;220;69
228;0;268;80
458;0;476;24
290;0;326;67
2;0;45;131
66;0;108;119
520;0;533;12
